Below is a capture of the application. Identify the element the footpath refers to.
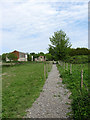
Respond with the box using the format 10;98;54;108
26;64;71;118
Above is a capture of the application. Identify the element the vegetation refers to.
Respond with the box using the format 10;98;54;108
7;53;18;62
48;30;71;61
69;48;90;56
1;47;90;62
2;53;7;62
2;62;52;118
57;62;89;120
64;55;88;64
2;53;18;62
1;29;89;119
45;53;53;61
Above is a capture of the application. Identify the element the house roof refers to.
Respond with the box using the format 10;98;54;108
12;50;27;55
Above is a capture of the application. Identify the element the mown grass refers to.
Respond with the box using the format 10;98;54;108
2;62;51;118
57;63;89;120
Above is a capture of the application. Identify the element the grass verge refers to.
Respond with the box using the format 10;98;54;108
57;63;89;120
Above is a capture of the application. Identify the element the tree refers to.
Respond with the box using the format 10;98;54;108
30;52;39;61
7;53;18;62
38;52;44;56
69;48;89;56
27;54;32;61
49;30;71;61
2;53;7;62
45;53;53;61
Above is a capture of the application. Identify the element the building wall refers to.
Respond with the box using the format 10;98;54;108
19;52;27;61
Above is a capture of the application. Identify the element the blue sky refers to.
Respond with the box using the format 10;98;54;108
0;0;89;54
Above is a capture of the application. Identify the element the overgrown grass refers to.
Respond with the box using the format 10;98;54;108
57;63;89;120
2;62;51;118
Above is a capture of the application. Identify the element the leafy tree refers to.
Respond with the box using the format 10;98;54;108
88;49;90;55
48;46;56;60
38;52;44;56
2;53;7;62
69;48;89;56
30;52;39;61
7;53;18;62
45;53;53;61
49;30;71;61
27;54;32;61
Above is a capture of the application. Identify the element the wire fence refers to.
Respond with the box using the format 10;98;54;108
44;61;53;80
58;61;88;91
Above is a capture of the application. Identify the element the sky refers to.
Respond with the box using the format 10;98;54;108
0;0;89;54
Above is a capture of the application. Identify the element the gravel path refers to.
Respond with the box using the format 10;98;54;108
26;64;72;118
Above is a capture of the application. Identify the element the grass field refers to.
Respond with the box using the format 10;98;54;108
57;63;89;120
2;62;51;118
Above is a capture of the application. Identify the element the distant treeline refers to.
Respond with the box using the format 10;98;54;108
69;48;90;56
1;48;90;63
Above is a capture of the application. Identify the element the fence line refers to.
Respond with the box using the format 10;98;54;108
44;62;53;80
58;61;88;89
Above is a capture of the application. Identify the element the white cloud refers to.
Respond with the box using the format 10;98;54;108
0;0;88;54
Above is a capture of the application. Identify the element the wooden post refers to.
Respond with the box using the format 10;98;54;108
70;64;72;74
81;69;83;88
44;64;46;80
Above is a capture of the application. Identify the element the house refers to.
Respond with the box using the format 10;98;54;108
6;50;27;61
35;56;46;62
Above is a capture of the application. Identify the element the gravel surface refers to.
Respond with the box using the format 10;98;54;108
26;64;72;118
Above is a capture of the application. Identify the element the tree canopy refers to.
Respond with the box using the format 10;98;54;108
69;48;89;56
49;30;71;61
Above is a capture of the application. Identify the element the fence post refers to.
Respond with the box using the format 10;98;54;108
81;69;83;88
44;64;46;80
70;64;72;74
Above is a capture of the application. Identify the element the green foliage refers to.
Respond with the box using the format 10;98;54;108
48;46;56;60
38;52;44;56
45;53;53;61
27;54;32;61
57;63;89;119
48;30;71;61
69;48;89;56
30;52;45;61
2;53;7;62
7;53;18;62
67;55;88;64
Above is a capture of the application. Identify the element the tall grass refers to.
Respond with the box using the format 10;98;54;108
57;63;89;120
